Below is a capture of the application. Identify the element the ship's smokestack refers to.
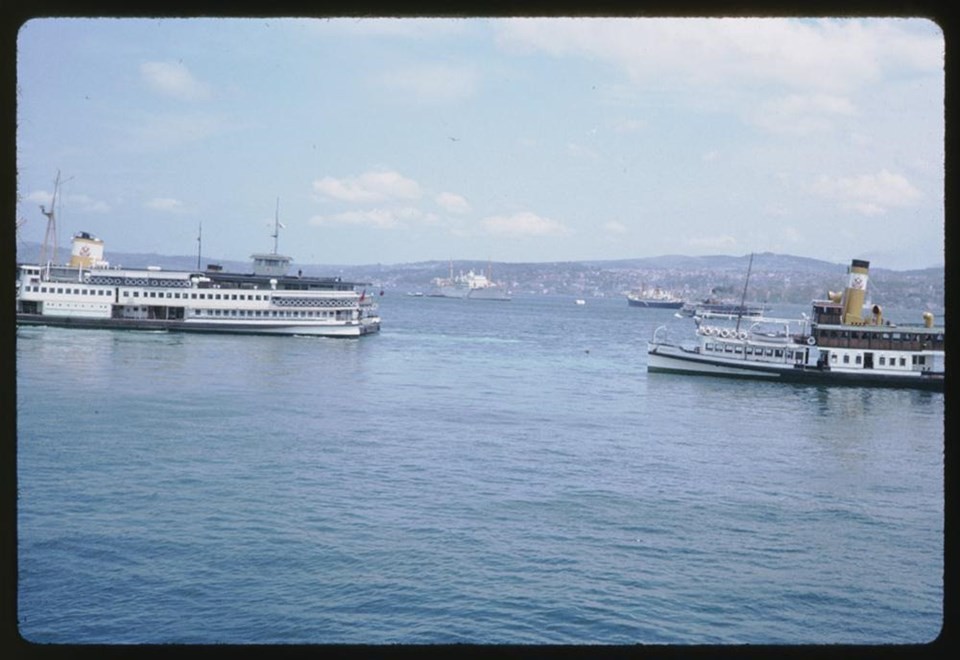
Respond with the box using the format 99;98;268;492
841;259;870;325
68;231;106;269
923;312;934;328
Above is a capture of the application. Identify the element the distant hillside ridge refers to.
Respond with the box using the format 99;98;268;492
16;241;944;309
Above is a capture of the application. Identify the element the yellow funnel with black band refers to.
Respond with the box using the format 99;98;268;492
841;259;870;325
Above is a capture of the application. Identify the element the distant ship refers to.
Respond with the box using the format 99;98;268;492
428;263;511;301
647;258;944;390
626;287;684;309
678;298;766;317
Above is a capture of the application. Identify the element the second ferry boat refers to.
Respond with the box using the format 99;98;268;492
647;259;944;390
16;231;381;337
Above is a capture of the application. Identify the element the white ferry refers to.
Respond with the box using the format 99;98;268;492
647;259;944;390
16;231;381;337
427;262;511;301
627;287;685;309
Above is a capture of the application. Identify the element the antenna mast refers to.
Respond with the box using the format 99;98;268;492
196;221;202;271
272;197;281;255
39;170;62;266
735;252;755;333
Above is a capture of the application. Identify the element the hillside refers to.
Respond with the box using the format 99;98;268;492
15;241;944;309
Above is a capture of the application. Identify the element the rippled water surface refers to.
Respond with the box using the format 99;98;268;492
16;295;944;644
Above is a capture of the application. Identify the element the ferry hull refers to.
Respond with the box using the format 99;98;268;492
16;313;380;337
428;286;510;301
647;344;944;391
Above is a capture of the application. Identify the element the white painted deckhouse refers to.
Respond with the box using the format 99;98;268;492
647;258;944;390
16;231;381;337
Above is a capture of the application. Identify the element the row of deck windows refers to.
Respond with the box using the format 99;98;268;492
28;286;111;296
189;309;343;318
829;353;916;367
126;290;270;301
821;329;942;342
22;285;287;303
704;343;790;358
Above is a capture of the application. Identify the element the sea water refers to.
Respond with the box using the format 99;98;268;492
15;295;944;645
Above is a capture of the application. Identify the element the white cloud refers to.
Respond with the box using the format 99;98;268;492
25;190;109;213
377;63;478;103
495;18;941;94
481;211;571;237
66;194;110;213
309;206;436;230
781;226;802;243
811;170;922;215
566;142;600;160
614;119;646;133
749;93;857;135
145;197;185;213
120;113;230;151
313;170;422;203
603;221;628;234
436;192;470;213
140;61;212;101
685;235;738;251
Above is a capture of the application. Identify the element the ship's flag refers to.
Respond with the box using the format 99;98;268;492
359;289;366;302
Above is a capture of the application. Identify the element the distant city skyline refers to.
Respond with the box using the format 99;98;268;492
16;17;945;270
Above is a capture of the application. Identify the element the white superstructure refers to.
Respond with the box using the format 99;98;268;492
647;258;944;390
16;232;381;337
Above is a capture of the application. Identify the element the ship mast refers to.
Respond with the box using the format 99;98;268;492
271;197;284;255
39;170;63;266
196;221;202;270
735;252;754;333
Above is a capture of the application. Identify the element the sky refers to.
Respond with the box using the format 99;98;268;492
15;17;945;269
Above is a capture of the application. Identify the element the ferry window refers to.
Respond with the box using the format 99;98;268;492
215;294;221;300
56;288;63;294
919;356;926;365
231;294;237;300
765;348;773;356
775;350;783;358
855;355;862;365
831;354;837;363
133;291;139;297
843;355;850;364
900;358;906;366
879;356;886;366
734;346;742;354
191;293;197;299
